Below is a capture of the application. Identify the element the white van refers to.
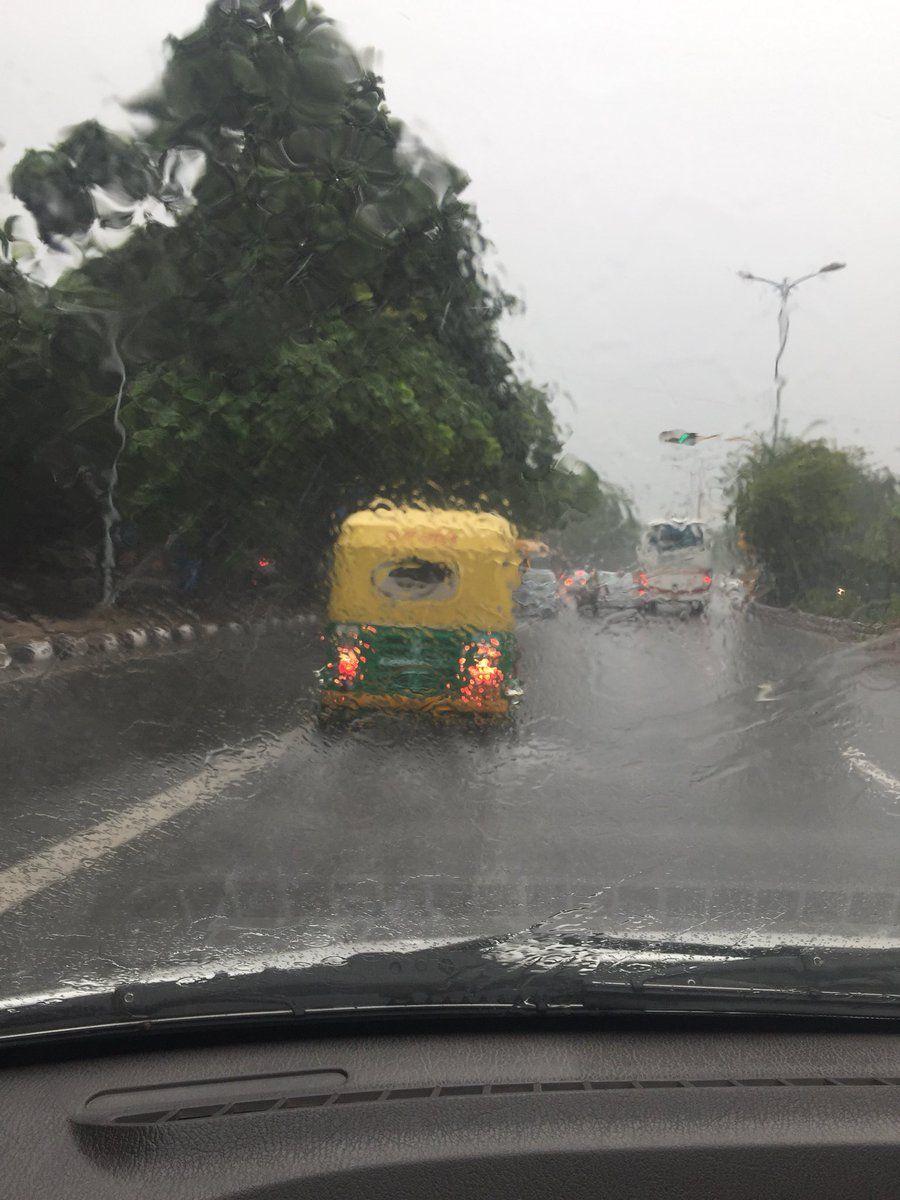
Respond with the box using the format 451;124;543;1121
636;519;713;614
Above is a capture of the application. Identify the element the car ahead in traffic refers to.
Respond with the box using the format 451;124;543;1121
514;567;562;619
568;568;647;616
558;567;592;601
636;518;713;615
595;569;648;610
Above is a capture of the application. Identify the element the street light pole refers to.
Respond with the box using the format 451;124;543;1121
737;262;846;446
694;457;705;521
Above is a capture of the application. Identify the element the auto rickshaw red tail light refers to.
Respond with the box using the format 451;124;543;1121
336;644;360;684
460;638;505;707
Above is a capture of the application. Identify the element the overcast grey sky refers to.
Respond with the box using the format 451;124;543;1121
3;1;898;518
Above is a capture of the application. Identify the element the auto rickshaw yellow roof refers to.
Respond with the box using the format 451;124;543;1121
336;506;518;552
328;506;520;630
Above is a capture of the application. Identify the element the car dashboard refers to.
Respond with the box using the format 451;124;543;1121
2;1014;899;1198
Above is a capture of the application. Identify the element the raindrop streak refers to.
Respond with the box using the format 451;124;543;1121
100;320;128;608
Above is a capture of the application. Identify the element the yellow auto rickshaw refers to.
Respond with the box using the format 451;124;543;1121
318;506;522;718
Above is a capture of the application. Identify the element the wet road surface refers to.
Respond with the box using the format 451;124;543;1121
0;600;898;1003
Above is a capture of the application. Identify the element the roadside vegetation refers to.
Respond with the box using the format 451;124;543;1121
726;438;899;625
1;0;634;616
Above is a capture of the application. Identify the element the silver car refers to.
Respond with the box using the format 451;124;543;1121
514;568;562;618
595;570;647;610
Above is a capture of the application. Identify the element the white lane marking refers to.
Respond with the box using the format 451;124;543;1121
842;745;900;802
0;731;303;917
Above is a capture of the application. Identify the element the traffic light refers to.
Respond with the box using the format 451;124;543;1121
660;429;699;446
659;429;721;446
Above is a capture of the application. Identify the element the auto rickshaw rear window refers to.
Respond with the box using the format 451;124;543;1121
373;558;459;601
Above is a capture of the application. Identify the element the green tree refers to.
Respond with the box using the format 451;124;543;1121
726;437;898;611
4;0;626;604
0;256;120;578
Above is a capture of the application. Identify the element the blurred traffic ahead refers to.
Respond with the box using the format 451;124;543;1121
315;507;752;726
522;518;728;619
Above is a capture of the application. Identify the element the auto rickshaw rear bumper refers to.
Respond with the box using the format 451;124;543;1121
320;689;512;717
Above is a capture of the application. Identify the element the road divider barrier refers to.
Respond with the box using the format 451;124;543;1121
751;601;888;641
0;611;319;679
120;628;149;650
90;632;120;654
53;634;90;658
11;639;54;663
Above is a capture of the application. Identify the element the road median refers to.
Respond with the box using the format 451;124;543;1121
751;600;891;642
0;607;319;679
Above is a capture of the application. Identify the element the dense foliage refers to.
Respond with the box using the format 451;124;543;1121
2;0;631;607
726;438;899;620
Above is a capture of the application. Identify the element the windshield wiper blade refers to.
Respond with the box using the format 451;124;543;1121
482;933;900;1003
3;938;900;1045
632;944;900;1000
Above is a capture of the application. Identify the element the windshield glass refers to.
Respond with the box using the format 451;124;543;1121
0;0;898;1030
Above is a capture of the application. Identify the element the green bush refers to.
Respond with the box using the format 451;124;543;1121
797;587;864;619
727;438;898;615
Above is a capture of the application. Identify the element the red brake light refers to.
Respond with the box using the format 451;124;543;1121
460;639;504;707
336;644;360;684
703;574;712;585
258;558;271;568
